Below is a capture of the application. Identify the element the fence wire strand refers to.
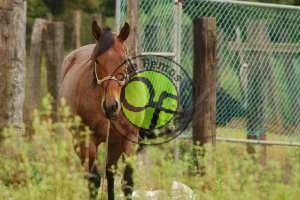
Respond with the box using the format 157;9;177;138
117;0;300;142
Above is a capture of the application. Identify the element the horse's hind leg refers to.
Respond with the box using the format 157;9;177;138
74;138;101;199
122;163;134;199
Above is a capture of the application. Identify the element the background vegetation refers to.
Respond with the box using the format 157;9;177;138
1;97;299;199
27;0;299;50
1;0;296;199
27;0;115;50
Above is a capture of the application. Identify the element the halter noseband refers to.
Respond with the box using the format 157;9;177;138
94;61;130;86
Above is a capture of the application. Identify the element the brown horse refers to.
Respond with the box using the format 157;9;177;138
59;20;139;199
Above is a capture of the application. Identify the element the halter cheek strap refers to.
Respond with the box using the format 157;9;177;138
94;62;127;86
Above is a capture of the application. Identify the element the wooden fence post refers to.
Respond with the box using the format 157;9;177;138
43;21;64;113
27;19;46;113
72;10;81;49
193;17;217;146
127;0;139;57
0;0;26;132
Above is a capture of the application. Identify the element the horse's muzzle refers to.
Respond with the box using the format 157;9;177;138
104;100;120;118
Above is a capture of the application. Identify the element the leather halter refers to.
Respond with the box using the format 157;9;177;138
93;46;130;87
94;62;127;86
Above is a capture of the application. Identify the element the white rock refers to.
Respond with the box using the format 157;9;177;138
133;190;168;200
171;181;195;200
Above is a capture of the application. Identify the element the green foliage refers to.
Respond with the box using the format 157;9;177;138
28;0;49;19
42;0;64;15
218;65;242;101
0;96;89;199
27;0;49;44
0;96;299;199
30;0;114;17
62;0;101;14
27;0;116;51
39;0;100;16
132;140;300;200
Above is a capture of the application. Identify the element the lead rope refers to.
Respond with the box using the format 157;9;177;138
100;119;111;200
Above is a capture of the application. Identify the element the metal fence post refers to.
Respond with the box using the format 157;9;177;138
115;0;121;32
174;0;182;163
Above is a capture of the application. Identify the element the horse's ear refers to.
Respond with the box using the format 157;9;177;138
118;22;130;42
92;20;102;41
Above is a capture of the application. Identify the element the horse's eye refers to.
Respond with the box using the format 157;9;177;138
116;73;125;81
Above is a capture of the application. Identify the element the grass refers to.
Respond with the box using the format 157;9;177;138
0;97;299;200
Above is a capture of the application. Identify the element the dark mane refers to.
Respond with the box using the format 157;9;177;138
91;29;114;60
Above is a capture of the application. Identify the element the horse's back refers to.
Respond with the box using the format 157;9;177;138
59;44;96;113
60;44;95;82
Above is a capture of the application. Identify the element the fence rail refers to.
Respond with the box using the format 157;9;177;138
228;42;300;53
208;0;300;10
216;137;300;147
180;136;300;147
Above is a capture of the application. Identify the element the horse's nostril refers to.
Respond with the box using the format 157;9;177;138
111;101;118;112
104;101;119;117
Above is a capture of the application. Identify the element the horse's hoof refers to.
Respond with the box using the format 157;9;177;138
88;172;101;189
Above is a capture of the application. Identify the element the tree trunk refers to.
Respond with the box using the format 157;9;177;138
0;0;27;132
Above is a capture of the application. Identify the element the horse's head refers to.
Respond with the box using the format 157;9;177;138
90;20;130;118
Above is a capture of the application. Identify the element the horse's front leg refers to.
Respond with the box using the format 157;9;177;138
106;163;134;200
106;165;115;200
74;137;101;199
122;163;134;199
106;145;122;200
121;140;139;199
106;136;129;200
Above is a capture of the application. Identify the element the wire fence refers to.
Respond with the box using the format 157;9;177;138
116;0;300;143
